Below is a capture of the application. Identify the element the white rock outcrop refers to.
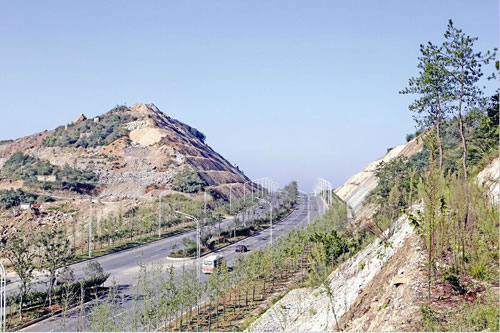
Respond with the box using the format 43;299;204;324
248;205;420;332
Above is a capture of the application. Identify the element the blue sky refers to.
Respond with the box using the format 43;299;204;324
1;1;498;191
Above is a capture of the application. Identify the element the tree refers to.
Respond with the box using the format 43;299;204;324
442;20;496;178
39;226;75;307
0;229;37;319
400;41;450;170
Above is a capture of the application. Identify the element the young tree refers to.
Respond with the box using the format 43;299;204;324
39;226;75;307
400;41;450;170
1;229;37;319
442;20;496;178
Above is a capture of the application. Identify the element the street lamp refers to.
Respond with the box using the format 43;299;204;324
256;197;273;246
88;197;93;258
158;190;171;239
175;210;200;332
0;261;6;332
298;190;311;227
175;211;201;278
243;180;254;205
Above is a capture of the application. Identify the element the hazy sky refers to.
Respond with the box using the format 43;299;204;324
1;1;498;191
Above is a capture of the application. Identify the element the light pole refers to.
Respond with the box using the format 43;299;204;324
229;184;233;215
0;261;6;332
158;191;171;239
298;190;311;227
175;211;200;332
243;180;254;205
256;198;273;246
88;197;92;258
175;211;201;277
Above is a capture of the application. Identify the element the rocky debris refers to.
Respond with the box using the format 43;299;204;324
0;207;75;243
71;113;87;125
339;234;426;331
248;204;421;332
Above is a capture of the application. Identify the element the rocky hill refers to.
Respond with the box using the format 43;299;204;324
0;102;255;248
0;102;250;201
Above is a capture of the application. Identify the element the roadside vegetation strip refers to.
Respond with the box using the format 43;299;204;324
148;193;372;332
5;265;109;331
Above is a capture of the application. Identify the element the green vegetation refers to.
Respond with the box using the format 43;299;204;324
0;139;13;146
178;121;206;142
0;189;53;210
43;105;135;148
171;170;207;193
398;20;499;331
0;225;109;330
1;152;97;192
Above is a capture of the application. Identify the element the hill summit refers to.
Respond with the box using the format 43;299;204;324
0;102;249;200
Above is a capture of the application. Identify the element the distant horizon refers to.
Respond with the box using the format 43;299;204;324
1;0;498;191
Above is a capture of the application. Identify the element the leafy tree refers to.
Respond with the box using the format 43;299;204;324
441;20;496;178
39;226;75;307
400;41;450;170
0;229;37;319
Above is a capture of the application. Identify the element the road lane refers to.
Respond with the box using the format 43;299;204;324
22;195;324;332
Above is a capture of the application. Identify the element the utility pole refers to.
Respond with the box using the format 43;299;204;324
88;197;92;258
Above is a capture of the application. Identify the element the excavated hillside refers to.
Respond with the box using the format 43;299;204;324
0;102;253;246
0;102;249;200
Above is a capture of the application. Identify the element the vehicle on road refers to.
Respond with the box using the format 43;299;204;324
202;254;224;274
235;244;248;252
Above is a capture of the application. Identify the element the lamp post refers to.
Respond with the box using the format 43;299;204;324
313;178;332;215
0;261;6;332
88;197;93;258
243;180;253;205
175;211;200;279
298;190;311;227
158;191;171;239
256;198;273;246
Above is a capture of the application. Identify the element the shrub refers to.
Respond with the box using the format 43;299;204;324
179;122;206;142
0;189;53;210
171;170;206;193
43;105;136;148
2;153;97;193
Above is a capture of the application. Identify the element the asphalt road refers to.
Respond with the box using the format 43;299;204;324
21;194;324;332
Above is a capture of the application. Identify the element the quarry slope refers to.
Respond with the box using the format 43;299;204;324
0;102;252;247
0;102;249;200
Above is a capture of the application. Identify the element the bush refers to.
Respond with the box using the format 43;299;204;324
0;189;53;210
179;122;206;142
43;105;136;148
171;170;206;193
2;153;97;193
